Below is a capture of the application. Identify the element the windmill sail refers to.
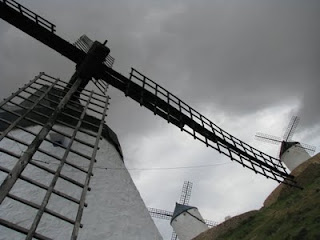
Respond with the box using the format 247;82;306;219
256;116;316;158
148;208;173;220
149;181;217;240
100;67;296;186
255;115;315;172
0;73;109;238
255;133;282;145
179;181;193;205
283;116;300;142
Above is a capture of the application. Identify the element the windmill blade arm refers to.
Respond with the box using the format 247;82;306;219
205;219;218;227
255;133;282;145
171;231;178;240
179;181;193;205
99;66;298;187
283;116;300;141
0;0;85;64
297;142;316;155
148;207;173;220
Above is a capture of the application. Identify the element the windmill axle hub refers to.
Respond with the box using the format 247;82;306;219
76;41;110;80
70;40;110;97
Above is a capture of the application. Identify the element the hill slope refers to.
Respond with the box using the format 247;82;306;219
194;153;320;240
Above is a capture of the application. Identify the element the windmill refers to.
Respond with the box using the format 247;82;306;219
255;116;316;171
148;181;217;240
0;0;300;239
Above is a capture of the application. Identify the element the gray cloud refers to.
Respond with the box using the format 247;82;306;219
154;1;319;115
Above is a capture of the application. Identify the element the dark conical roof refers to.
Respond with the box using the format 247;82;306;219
170;202;197;223
279;141;299;158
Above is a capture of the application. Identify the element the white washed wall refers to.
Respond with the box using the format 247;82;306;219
0;125;162;240
281;143;311;171
171;208;208;240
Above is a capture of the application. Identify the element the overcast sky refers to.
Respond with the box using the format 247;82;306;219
1;1;320;239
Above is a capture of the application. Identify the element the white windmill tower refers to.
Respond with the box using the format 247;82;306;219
149;181;217;240
0;73;163;240
256;116;316;171
0;2;162;239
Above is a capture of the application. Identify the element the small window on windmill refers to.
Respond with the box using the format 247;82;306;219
49;132;69;147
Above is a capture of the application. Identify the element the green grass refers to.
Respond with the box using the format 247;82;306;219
215;164;320;240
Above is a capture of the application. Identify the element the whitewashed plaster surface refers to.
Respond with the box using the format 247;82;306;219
281;143;311;172
0;125;163;240
171;208;208;240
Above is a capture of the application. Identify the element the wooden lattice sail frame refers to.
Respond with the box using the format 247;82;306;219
0;73;110;239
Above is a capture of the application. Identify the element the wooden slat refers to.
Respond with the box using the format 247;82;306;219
0;77;83;204
0;164;82;205
71;96;109;239
0;218;51;240
8;193;77;225
26;90;93;239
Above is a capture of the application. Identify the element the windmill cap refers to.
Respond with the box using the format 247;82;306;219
170;202;197;223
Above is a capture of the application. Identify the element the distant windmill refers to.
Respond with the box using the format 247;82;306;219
149;181;217;240
255;116;316;171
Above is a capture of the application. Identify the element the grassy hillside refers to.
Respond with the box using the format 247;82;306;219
194;154;320;240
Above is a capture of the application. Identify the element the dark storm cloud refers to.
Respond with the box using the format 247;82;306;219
105;0;320;134
143;1;320;121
